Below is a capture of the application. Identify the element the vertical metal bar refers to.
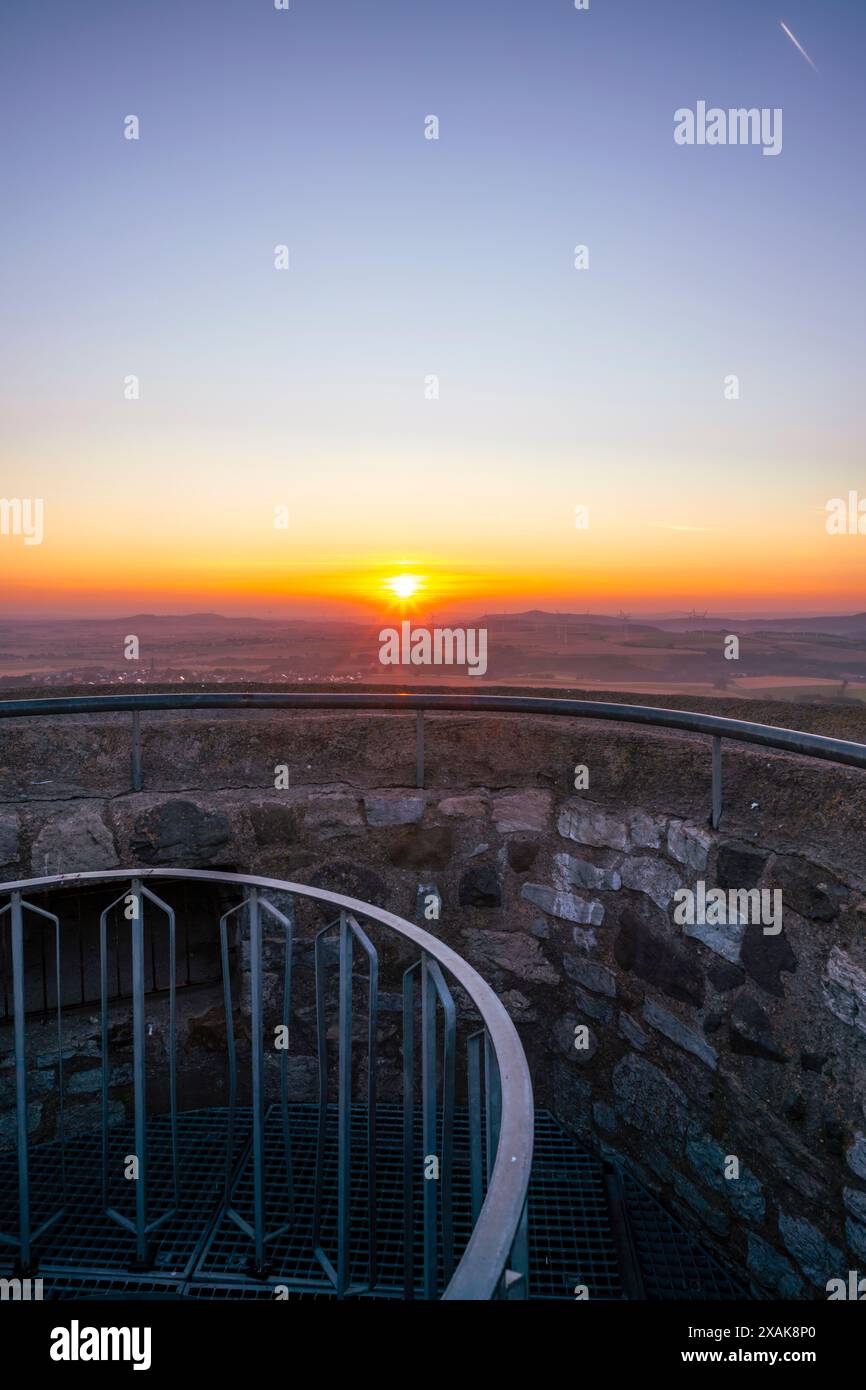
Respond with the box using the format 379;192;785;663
167;905;179;1206
280;906;294;1216
347;916;379;1289
10;893;31;1268
130;879;147;1263
39;924;48;1016
415;710;425;789
421;952;437;1299
249;887;265;1270
503;1197;530;1300
77;898;85;1005
99;906;110;1212
366;945;378;1288
438;975;456;1278
54;912;66;1196
219;911;238;1204
711;736;723;830
2;918;10;1020
401;962;417;1299
483;1029;501;1186
467;1031;483;1224
131;710;142;792
336;912;353;1297
312;928;330;1249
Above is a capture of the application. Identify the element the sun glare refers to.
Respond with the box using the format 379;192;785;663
384;572;425;601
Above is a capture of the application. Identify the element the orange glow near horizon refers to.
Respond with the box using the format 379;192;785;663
5;502;866;619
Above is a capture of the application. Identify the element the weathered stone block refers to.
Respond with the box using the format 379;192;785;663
618;1012;648;1050
614;908;704;1006
507;839;539;873
492;789;552;835
686;1133;765;1222
846;1217;866;1263
563;957;617;997
248;801;297;846
558;802;629;851
717;842;768;890
843;1187;866;1225
364;793;425;827
33;805;119;873
520;883;604;926
459;865;501;908
462;930;559;984
619;855;682;911
747;1233;805;1298
728;995;786;1063
573;985;614;1024
667;821;713;871
740;923;797;998
612;1054;692;1142
822;946;866;1037
0;814;20;867
553;852;621;892
683;914;744;964
129;799;229;866
846;1133;866;1181
672;1172;730;1237
301;791;363;838
778;1212;845;1287
643;999;718;1070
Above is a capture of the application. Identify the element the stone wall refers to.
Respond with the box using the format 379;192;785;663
2;709;866;1297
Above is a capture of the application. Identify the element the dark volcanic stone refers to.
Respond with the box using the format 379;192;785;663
716;842;768;890
823;1116;846;1158
708;961;745;993
729;995;786;1063
783;1093;806;1122
507;839;540;873
459;866;502;908
740;923;797;997
801;1051;829;1074
308;861;387;919
387;826;453;870
768;856;849;923
703;1012;724;1034
614;907;704;1007
130;799;231;866
249;802;298;846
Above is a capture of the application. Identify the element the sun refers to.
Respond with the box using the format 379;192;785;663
383;572;426;602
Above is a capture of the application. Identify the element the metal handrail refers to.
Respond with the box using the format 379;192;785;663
0;689;865;767
0;868;534;1301
3;689;866;829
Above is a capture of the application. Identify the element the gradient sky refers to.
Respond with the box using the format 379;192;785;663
2;0;865;618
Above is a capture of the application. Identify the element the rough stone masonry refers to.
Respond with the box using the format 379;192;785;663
2;706;866;1298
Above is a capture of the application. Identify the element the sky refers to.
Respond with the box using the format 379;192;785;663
2;0;865;619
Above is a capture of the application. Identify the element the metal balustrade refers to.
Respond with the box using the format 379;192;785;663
0;870;533;1301
3;690;866;829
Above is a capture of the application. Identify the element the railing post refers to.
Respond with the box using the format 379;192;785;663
337;911;353;1297
10;892;31;1270
420;952;437;1299
416;710;425;789
711;736;723;830
130;878;148;1265
131;711;142;791
249;886;266;1272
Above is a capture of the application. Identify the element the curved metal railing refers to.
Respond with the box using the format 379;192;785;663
0;869;534;1300
2;689;866;827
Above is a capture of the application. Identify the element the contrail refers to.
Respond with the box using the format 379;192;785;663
780;21;818;72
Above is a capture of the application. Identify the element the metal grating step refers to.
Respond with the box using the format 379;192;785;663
1;1106;751;1300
